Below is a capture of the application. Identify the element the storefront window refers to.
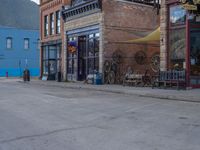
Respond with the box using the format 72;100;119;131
190;30;200;85
169;28;186;69
170;5;186;26
42;45;60;78
67;38;77;75
49;60;56;74
88;39;94;57
67;31;99;81
49;47;57;59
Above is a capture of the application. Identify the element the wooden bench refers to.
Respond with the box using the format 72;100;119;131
152;70;186;90
123;73;143;86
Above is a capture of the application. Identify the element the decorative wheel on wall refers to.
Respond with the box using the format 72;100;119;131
104;60;111;73
108;71;115;84
150;53;160;72
104;73;109;84
111;62;118;74
112;50;123;64
134;51;147;65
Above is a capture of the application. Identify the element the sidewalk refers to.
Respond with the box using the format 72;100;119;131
1;78;199;102
27;79;200;103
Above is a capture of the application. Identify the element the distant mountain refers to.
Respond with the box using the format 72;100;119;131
0;0;39;30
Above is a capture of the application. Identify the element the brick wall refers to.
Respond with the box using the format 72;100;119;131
40;0;70;78
63;0;160;81
63;13;103;80
102;0;160;74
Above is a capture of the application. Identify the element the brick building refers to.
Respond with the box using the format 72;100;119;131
62;0;160;83
40;0;70;80
160;0;200;88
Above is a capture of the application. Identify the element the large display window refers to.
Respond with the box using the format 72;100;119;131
190;29;200;86
42;44;61;80
67;32;99;81
169;4;187;70
169;28;186;69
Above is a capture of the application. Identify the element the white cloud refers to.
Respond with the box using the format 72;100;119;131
31;0;39;4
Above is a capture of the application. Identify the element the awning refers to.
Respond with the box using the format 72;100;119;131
125;27;160;43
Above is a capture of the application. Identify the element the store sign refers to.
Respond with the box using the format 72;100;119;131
179;0;200;4
68;46;76;53
193;0;200;4
68;41;77;53
182;3;197;10
179;0;200;11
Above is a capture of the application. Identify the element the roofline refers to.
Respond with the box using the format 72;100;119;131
0;25;39;32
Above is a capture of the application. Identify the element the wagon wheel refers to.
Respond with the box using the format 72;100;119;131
104;60;111;73
108;71;115;84
104;72;109;84
115;64;124;84
112;50;123;64
111;61;118;74
151;53;160;72
134;51;147;65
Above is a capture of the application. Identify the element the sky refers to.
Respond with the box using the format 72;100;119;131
31;0;39;4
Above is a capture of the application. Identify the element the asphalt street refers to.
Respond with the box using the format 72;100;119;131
0;80;200;150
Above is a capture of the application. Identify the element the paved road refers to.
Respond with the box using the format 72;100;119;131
0;80;200;150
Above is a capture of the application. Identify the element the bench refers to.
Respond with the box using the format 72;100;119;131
123;73;143;86
152;70;186;90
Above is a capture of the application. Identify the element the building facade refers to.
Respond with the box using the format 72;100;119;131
40;0;70;80
62;0;160;83
0;0;40;77
160;0;200;88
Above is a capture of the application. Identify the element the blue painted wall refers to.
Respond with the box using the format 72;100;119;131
0;26;40;77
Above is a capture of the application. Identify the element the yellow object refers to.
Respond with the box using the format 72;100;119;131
182;3;197;10
193;0;200;4
126;27;160;43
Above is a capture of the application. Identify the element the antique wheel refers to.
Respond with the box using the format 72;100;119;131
134;51;147;65
111;61;118;73
112;50;123;64
104;60;111;73
104;73;109;84
108;71;115;84
151;53;160;72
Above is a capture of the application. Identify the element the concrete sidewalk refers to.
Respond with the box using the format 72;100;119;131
25;79;200;103
1;78;199;102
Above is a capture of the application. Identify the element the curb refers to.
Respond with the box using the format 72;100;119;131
26;80;200;103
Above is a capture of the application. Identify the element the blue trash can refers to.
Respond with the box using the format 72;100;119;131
94;73;102;85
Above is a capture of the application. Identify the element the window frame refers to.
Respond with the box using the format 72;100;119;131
50;13;54;35
56;11;61;34
44;15;49;37
6;37;12;49
24;38;30;50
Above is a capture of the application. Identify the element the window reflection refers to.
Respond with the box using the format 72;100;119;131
170;5;186;26
169;28;186;69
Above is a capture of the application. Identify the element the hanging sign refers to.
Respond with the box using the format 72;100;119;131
180;0;200;4
193;0;200;4
68;41;77;53
182;3;198;10
68;46;76;53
